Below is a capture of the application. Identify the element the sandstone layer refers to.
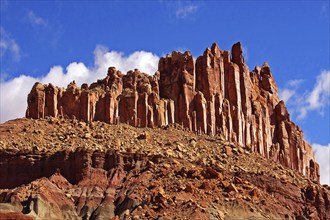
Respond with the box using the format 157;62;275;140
25;42;319;182
0;118;329;219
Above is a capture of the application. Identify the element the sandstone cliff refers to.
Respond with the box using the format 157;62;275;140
25;42;319;182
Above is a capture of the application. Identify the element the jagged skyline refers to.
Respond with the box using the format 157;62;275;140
0;1;329;184
25;42;319;184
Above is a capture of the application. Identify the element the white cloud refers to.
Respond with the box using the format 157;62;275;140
0;27;21;61
279;79;303;104
279;70;330;119
298;70;330;119
175;4;198;19
0;45;159;123
279;88;295;103
93;45;159;79
307;70;330;109
287;79;304;87
27;10;47;27
312;143;330;185
0;75;36;122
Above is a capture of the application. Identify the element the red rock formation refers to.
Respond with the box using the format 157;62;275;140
0;117;329;219
0;149;134;219
25;42;320;182
158;51;196;129
0;147;328;219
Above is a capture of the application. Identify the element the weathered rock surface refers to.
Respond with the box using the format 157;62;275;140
25;42;319;183
0;118;329;219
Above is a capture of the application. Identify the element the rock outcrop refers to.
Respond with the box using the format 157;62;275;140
1;118;329;219
1;145;329;219
25;42;319;182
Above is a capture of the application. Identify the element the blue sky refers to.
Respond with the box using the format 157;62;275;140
0;1;329;184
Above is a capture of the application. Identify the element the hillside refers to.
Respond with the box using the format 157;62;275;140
0;118;329;219
0;42;329;220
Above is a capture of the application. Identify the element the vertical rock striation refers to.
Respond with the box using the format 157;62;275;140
26;42;320;182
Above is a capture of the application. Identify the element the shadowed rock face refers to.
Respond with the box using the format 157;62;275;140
25;42;319;182
0;146;329;219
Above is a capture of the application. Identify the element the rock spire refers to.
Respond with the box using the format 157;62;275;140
26;42;320;182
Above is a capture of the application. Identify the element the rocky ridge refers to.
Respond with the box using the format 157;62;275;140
25;42;319;182
0;118;329;219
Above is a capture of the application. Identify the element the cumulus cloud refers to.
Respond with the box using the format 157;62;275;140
279;70;330;119
93;45;159;79
306;71;330;108
0;27;21;61
26;10;47;27
298;70;330;119
0;45;159;123
175;4;198;19
312;143;330;185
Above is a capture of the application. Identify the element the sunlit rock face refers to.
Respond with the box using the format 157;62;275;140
26;42;320;182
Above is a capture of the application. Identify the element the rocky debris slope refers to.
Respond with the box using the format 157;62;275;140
25;42;319;182
0;118;329;220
